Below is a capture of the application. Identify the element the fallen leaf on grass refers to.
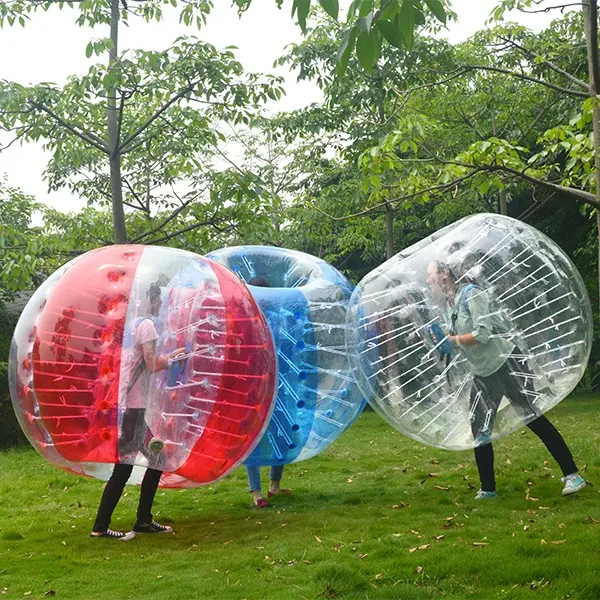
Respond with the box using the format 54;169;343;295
434;535;445;541
587;516;599;524
472;542;488;547
415;566;423;574
359;553;368;559
538;507;550;510
551;540;566;545
540;539;547;545
431;459;440;465
314;536;322;543
525;489;539;502
409;542;430;553
435;485;450;491
392;533;404;538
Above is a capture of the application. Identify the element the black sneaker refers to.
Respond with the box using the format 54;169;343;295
90;529;135;541
133;520;173;534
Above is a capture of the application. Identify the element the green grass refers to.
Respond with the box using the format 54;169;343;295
1;397;599;600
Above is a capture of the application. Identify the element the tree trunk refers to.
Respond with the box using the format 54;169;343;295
491;108;508;215
107;0;126;244
583;0;600;309
386;203;394;259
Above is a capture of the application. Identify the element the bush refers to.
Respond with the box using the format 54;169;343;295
0;361;27;449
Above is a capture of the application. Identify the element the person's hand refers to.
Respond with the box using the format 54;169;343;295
170;347;186;361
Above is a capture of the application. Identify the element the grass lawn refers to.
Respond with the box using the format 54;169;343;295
1;396;599;600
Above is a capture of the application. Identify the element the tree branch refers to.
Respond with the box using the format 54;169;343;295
498;34;590;91
481;164;600;208
462;65;589;97
520;2;583;12
313;171;484;222
389;67;467;96
122;177;151;213
29;102;108;153
129;185;208;243
119;80;197;153
144;215;227;245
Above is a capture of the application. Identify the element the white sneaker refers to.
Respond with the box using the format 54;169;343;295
474;489;499;500
90;529;135;541
561;473;586;496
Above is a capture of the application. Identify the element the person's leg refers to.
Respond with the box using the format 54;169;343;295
497;354;584;495
246;465;268;507
119;408;146;458
268;465;286;495
92;463;134;533
469;375;501;495
498;353;540;421
469;374;501;444
526;416;578;476
132;469;173;532
474;443;496;493
135;468;162;525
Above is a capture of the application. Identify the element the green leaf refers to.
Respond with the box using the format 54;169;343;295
356;30;376;72
397;0;415;50
413;4;425;26
85;42;93;59
358;0;374;17
317;0;339;20
356;12;373;32
347;0;362;20
376;19;403;49
336;26;358;77
292;0;311;33
423;0;446;24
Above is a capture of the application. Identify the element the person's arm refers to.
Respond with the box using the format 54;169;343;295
142;341;186;372
449;288;493;347
138;320;185;372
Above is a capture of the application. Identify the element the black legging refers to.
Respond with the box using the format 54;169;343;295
470;352;577;492
93;408;162;532
93;464;162;532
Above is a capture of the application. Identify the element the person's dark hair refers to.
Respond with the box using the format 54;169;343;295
435;241;479;285
247;276;270;288
147;274;168;301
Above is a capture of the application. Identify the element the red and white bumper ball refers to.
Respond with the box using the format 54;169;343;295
9;245;276;487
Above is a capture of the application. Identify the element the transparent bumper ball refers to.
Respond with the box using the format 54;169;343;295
346;214;592;450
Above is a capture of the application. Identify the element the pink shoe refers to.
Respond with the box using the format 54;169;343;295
254;498;271;508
